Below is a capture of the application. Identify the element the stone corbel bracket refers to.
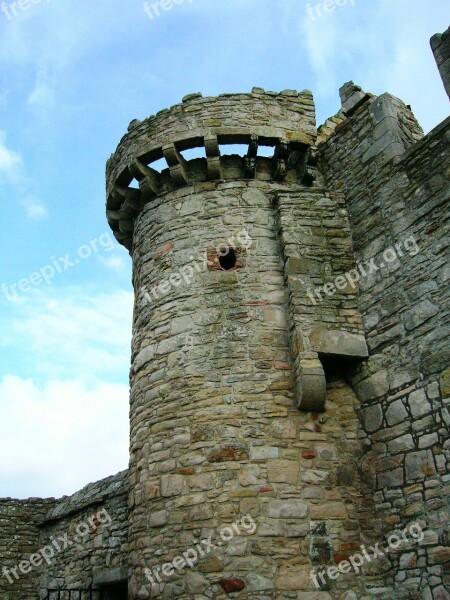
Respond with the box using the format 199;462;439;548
205;135;222;180
294;351;327;413
162;143;189;186
294;327;368;412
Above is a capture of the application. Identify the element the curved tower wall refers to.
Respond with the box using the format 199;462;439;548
107;89;370;599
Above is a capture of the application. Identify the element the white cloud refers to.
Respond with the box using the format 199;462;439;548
97;252;129;272
0;130;22;179
0;129;48;218
3;287;133;382
0;374;129;498
298;0;449;132
27;67;56;112
19;195;48;220
0;286;133;498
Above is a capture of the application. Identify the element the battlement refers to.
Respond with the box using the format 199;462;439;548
106;89;318;250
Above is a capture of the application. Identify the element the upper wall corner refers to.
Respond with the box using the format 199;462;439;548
430;26;450;99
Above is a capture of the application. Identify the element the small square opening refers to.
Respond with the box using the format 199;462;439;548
207;246;247;271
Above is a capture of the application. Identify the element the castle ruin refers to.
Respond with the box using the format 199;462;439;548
1;28;449;600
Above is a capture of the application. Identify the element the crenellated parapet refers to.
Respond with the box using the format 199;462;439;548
105;89;318;250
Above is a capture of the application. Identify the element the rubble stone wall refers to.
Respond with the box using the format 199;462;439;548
319;89;450;600
0;472;128;600
37;471;129;598
127;179;371;599
0;497;55;600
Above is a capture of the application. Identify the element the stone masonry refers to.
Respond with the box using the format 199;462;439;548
431;26;450;100
0;472;128;600
318;79;449;599
0;29;448;600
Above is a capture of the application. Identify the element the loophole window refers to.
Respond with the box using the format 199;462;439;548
219;248;237;271
207;246;246;271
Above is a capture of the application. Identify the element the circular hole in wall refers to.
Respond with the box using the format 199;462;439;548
219;248;237;271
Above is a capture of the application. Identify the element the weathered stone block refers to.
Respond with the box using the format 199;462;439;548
408;389;432;417
257;518;284;537
405;451;436;481
188;473;215;491
309;328;368;358
310;502;347;520
266;499;308;519
378;468;404;488
356;372;389;402
186;572;208;594
246;573;274;591
403;300;439;331
301;470;330;484
433;586;450;600
386;399;408;426
315;444;338;460
419;432;439;448
238;465;261;487
275;563;311;590
198;557;224;573
361;404;383;432
429;546;450;564
149;511;168;528
208;444;249;463
388;434;414;454
250;446;279;460
160;474;184;497
267;460;300;484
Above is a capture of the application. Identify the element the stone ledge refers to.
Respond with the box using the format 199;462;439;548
93;566;128;586
39;470;128;525
309;328;369;359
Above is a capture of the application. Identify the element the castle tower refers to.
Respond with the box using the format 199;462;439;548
0;30;447;600
106;90;371;598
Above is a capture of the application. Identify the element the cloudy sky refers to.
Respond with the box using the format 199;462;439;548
0;0;448;499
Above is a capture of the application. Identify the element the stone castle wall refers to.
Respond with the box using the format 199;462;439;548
106;88;317;194
318;87;450;599
0;497;56;600
0;471;129;599
127;177;371;598
36;471;129;598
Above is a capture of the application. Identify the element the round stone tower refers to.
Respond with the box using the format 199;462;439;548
106;89;370;599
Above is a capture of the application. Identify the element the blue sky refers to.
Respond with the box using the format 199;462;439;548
0;0;448;499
